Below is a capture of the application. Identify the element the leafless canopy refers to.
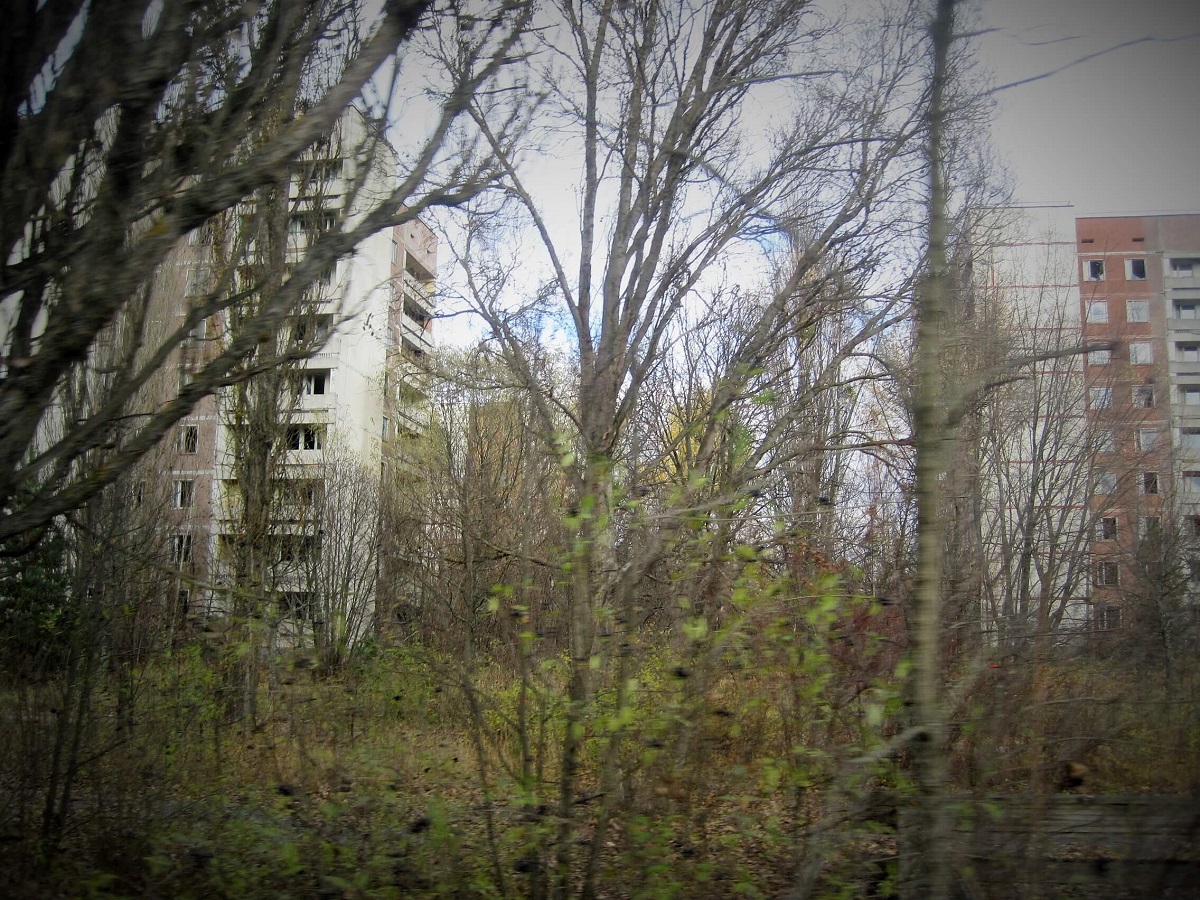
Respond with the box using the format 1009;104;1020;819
0;0;528;544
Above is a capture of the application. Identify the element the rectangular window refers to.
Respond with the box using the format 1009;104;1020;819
1140;516;1161;538
1129;341;1153;364
1126;299;1149;322
382;416;391;440
1169;258;1198;277
277;479;321;507
1085;300;1108;323
1125;258;1147;281
1137;428;1159;451
293;315;332;346
1184;429;1200;449
1192;517;1200;538
277;535;319;565
173;479;194;509
1183;387;1200;406
302;371;329;395
1087;349;1111;366
285;425;324;451
1084;259;1105;281
1096;605;1121;630
1184;471;1200;492
1174;302;1199;319
1089;386;1112;409
1094;428;1115;452
170;534;193;564
1134;386;1155;408
289;210;337;235
188;266;212;296
179;425;199;454
1179;344;1200;362
1094;472;1117;494
1095;561;1119;586
279;592;316;621
1142;472;1159;495
306;158;342;185
1096;517;1117;540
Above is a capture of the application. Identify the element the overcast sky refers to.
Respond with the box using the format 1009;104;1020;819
976;0;1200;216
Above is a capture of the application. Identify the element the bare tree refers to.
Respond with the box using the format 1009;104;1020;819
0;0;532;545
289;447;385;674
393;347;569;659
437;1;937;893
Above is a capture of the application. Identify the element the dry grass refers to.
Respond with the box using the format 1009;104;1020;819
0;641;1197;897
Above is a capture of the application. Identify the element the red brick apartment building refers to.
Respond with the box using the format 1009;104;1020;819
1079;214;1200;628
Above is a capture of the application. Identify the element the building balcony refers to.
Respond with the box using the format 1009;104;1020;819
393;403;431;436
1171;403;1200;424
399;316;433;354
295;391;336;413
282;448;324;468
399;270;436;315
392;360;430;397
1166;273;1200;290
1168;361;1200;378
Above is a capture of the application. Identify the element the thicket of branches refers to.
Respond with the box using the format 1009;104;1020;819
1;1;1198;898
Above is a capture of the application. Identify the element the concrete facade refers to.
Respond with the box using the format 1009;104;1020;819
160;112;435;627
1078;214;1200;628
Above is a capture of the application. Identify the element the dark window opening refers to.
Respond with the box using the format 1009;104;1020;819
279;591;316;621
1095;561;1119;587
286;425;324;451
171;534;193;564
174;480;195;508
301;371;329;395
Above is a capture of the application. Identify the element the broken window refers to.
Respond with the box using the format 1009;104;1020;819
302;371;329;395
170;534;193;564
286;425;324;450
174;480;195;508
1125;258;1147;280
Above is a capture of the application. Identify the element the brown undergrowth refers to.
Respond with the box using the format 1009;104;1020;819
0;639;1196;898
